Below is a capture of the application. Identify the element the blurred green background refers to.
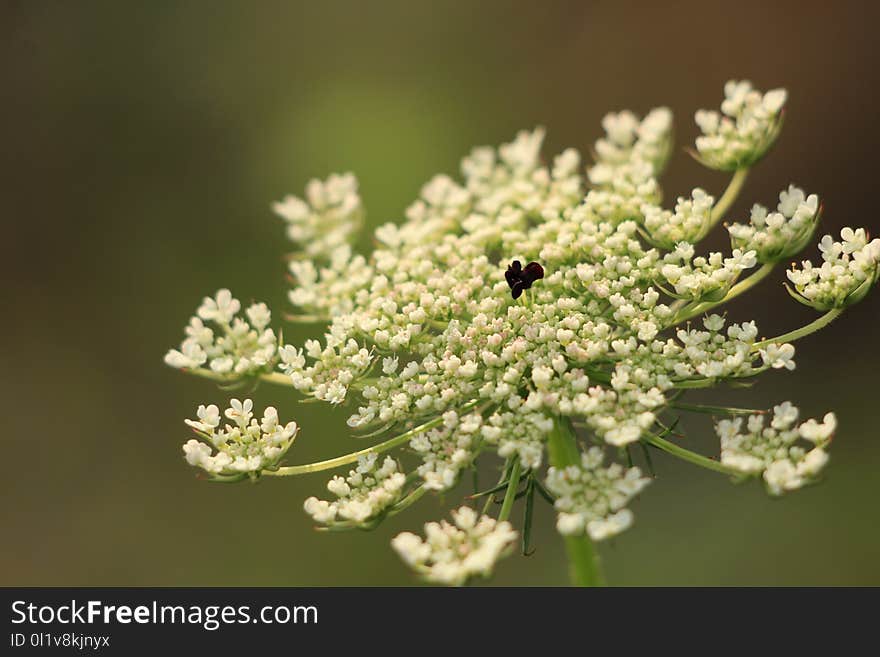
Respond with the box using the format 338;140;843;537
3;0;878;586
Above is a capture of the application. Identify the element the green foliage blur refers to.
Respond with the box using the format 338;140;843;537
2;0;878;586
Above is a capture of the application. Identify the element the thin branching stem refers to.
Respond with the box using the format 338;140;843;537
547;417;604;587
752;308;844;348
642;432;739;476
497;457;522;522
265;400;480;477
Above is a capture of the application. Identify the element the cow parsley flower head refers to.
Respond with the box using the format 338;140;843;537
591;108;673;178
716;403;835;495
182;399;298;479
165;290;279;377
164;80;878;586
786;228;880;310
273;172;364;261
659;244;757;302
546;447;651;540
304;454;407;528
641;188;714;249
391;507;517;586
728;185;822;263
694;80;786;170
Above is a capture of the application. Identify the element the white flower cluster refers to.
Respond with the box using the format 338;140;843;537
674;314;785;378
786;228;880;310
481;410;554;469
589;108;673;183
167;80;878;584
272;172;364;261
410;410;482;490
391;507;516;586
659;243;757;301
279;336;372;404
287;245;373;319
728;185;821;263
182;399;298;476
717;402;835;495
641;188;714;249
164;290;278;377
545;447;651;540
694;80;787;170
303;454;406;527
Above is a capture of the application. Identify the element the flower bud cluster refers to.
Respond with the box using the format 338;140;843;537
164;289;278;377
304;454;407;527
659;243;757;301
694;80;786;170
716;402;835;495
273;172;364;261
410;410;482;490
545;446;651;540
728;185;820;263
786;228;880;309
182;399;298;476
641;188;714;249
391;507;516;586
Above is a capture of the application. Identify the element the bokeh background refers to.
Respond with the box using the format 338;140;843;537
3;0;879;586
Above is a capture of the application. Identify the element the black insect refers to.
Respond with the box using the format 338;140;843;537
505;260;545;299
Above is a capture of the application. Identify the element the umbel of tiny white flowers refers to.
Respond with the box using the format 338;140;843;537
693;81;787;171
165;290;280;378
785;228;880;310
165;79;880;586
716;402;835;495
546;447;651;540
304;454;408;529
182;399;298;481
391;507;517;586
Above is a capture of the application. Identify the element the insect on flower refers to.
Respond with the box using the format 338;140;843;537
505;260;545;299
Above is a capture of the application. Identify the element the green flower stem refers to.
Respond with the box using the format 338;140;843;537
670;401;766;416
184;368;293;387
643;432;739;476
265;400;479;477
497;457;522;523
283;313;328;324
482;457;513;515
673;262;775;323
388;485;427;518
547;418;605;587
706;167;750;230
752;307;844;348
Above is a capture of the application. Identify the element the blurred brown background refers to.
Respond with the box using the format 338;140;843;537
2;0;878;586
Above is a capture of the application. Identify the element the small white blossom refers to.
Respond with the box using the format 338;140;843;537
590;107;673;182
545;447;651;540
759;342;797;371
695;80;786;170
273;172;364;261
786;228;880;309
716;403;834;495
391;507;516;586
728;185;821;263
304;455;407;527
182;400;298;477
641;188;714;249
165;290;279;378
798;412;837;443
410;412;482;490
660;245;757;302
481;411;553;469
